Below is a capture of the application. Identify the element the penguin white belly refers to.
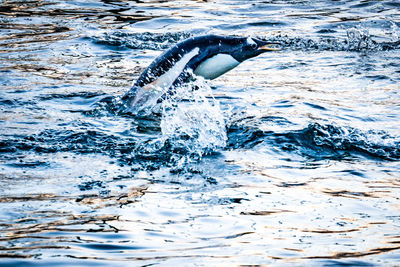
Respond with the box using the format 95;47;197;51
194;53;240;80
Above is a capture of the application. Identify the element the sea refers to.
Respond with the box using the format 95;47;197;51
0;0;399;266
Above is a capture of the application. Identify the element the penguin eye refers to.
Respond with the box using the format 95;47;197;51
246;37;257;49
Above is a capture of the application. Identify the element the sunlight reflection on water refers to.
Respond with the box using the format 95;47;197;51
0;0;400;266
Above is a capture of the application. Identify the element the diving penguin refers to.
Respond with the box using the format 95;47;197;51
122;35;279;111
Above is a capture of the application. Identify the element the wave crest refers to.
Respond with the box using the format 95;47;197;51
228;120;400;161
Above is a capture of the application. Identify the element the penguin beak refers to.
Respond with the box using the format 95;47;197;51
258;43;281;52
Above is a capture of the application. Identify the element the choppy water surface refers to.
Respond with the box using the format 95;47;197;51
1;0;400;266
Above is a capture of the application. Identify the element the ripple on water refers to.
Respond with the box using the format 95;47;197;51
1;0;400;265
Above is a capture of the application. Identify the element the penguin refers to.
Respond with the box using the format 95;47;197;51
122;35;279;110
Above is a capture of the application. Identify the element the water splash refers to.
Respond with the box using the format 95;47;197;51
345;27;376;51
264;21;400;52
159;79;227;162
388;20;400;42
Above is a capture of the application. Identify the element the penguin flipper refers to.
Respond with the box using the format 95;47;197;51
123;57;201;108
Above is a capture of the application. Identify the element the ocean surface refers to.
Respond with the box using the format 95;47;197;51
1;0;400;266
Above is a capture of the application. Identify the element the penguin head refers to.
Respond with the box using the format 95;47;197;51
229;37;280;62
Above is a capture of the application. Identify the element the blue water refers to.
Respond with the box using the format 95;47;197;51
1;0;400;266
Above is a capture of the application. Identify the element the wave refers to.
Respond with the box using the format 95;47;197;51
89;31;192;50
3;118;399;173
90;21;400;52
228;121;400;161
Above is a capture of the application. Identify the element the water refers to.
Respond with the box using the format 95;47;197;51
0;0;399;266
